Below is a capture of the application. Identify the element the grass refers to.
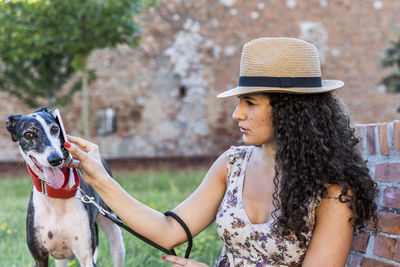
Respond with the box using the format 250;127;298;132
0;169;222;266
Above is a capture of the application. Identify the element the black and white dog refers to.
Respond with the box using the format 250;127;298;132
6;107;125;267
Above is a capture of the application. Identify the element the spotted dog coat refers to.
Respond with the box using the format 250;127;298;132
6;107;125;267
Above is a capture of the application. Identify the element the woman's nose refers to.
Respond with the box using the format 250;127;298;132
232;102;246;121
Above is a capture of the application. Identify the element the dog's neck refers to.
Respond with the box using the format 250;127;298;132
26;164;80;199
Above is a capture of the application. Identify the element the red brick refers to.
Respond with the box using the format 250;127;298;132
366;125;376;155
396;240;400;263
351;232;370;253
362;258;397;267
382;187;400;209
378;123;389;156
348;253;362;267
375;163;400;183
368;212;400;235
394;120;400;153
373;235;395;259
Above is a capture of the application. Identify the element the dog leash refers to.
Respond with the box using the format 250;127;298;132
76;187;193;258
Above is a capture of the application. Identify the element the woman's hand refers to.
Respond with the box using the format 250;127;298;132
64;135;110;186
163;255;209;267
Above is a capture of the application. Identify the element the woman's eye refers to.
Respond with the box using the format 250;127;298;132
24;132;34;139
246;100;254;105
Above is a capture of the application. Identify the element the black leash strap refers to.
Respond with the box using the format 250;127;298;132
77;188;192;258
102;209;177;256
164;211;193;259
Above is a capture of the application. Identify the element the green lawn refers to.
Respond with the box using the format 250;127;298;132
0;169;222;266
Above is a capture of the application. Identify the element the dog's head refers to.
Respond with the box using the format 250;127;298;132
6;107;67;188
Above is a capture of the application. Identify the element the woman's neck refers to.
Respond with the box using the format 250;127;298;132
260;141;277;164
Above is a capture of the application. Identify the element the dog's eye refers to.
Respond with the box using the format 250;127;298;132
23;132;34;139
51;126;59;134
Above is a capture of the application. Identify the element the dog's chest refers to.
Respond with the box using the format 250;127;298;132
32;190;93;259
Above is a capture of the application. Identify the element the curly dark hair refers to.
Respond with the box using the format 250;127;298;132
267;92;379;248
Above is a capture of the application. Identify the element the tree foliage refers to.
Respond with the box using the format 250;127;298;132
381;33;400;94
0;0;156;107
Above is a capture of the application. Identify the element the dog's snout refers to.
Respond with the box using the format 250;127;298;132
48;153;63;167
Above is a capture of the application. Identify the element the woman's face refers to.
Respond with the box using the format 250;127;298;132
232;93;275;146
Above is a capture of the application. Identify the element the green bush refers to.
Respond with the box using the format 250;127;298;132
381;32;400;94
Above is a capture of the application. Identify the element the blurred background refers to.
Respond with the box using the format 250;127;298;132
1;0;400;165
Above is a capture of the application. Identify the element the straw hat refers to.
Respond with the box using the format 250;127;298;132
217;37;344;98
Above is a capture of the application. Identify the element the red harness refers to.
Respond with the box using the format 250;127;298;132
26;163;80;199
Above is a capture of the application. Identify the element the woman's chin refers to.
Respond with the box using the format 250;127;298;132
242;136;276;147
242;137;256;146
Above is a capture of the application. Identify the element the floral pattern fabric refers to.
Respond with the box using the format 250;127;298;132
215;146;320;267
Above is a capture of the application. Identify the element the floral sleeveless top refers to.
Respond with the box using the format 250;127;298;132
215;146;320;267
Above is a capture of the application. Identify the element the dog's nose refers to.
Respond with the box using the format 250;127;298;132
48;153;64;167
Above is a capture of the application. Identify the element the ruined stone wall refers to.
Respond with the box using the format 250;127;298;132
1;0;400;160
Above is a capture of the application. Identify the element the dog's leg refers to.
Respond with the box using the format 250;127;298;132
33;257;49;267
96;214;125;267
69;231;97;267
27;193;49;267
54;259;68;267
72;250;97;267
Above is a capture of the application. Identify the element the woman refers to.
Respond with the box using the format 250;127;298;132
65;37;378;266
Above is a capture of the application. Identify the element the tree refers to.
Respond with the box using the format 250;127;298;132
381;33;400;94
0;1;77;107
0;0;156;138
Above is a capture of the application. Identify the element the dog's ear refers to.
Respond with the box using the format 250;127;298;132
35;106;55;118
6;114;22;142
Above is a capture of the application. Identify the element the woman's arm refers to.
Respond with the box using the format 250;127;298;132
65;135;229;249
302;185;355;267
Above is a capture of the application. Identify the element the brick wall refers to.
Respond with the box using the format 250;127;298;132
348;121;400;266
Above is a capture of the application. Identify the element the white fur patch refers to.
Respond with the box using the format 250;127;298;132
32;115;64;167
32;184;94;265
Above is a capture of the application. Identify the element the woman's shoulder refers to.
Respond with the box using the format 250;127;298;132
214;146;253;185
312;184;355;219
225;145;253;162
212;146;251;170
323;184;354;199
312;184;354;204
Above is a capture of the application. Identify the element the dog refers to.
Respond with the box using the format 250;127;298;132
6;107;125;267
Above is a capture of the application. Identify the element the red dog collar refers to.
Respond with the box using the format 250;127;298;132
26;163;80;199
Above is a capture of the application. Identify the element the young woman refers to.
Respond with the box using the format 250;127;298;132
65;37;378;267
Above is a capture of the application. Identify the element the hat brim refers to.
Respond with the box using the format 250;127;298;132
217;80;344;98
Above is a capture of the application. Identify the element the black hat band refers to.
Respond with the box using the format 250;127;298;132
238;76;323;88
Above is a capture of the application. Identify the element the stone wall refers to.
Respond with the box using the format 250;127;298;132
2;0;400;161
348;121;400;266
